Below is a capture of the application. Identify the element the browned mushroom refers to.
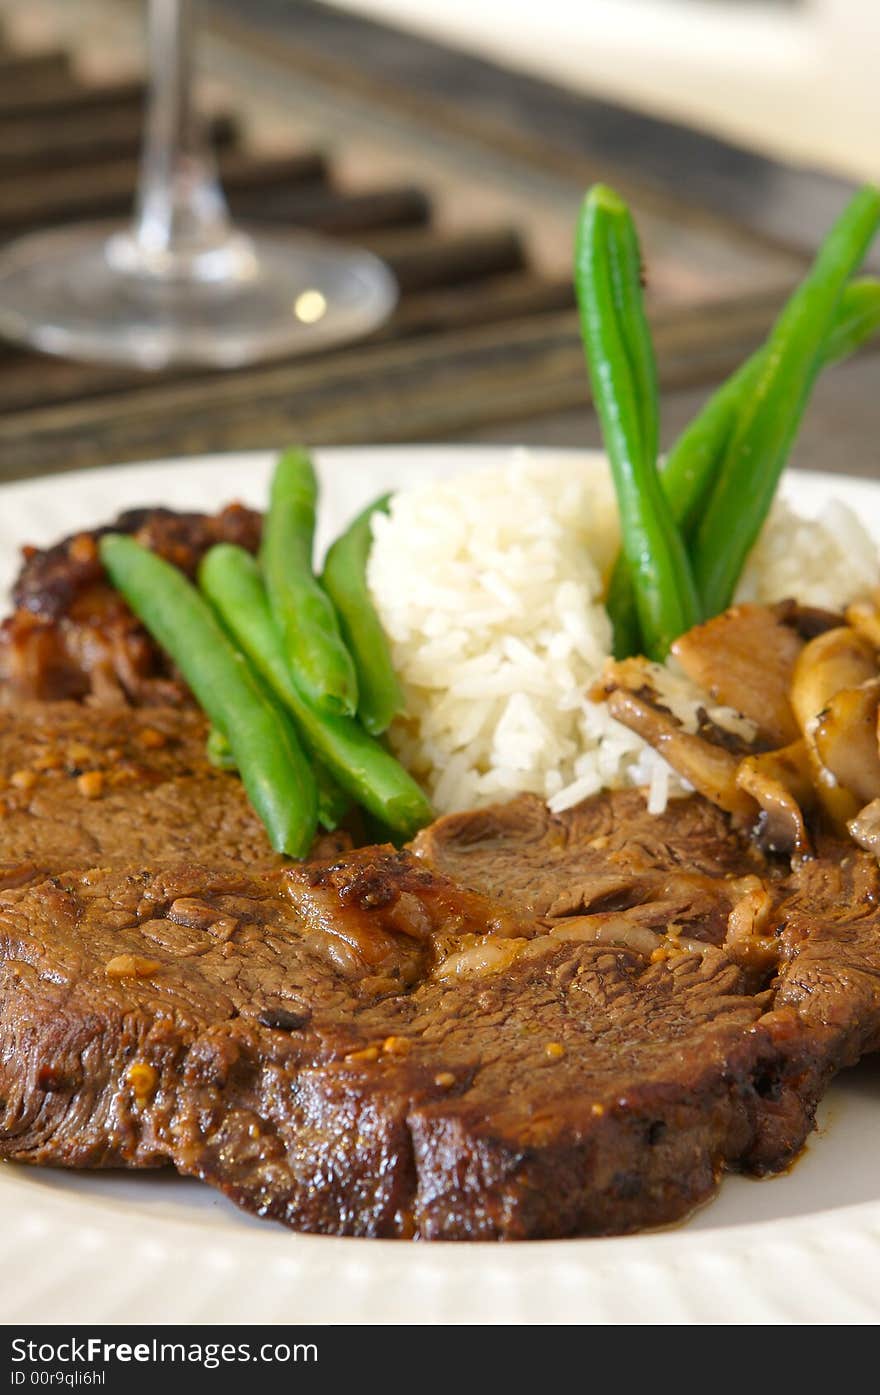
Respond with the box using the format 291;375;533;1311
849;798;880;858
724;880;780;972
735;741;814;857
779;600;846;640
812;678;880;806
593;654;758;748
846;590;880;648
790;627;879;832
590;654;658;700
790;627;878;732
605;688;759;823
671;603;803;748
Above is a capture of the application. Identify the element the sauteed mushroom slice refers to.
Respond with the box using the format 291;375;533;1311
790;626;878;733
594;655;656;697
846;590;880;648
671;603;803;748
736;741;814;858
595;654;758;748
812;678;880;807
849;797;880;858
779;600;845;640
790;627;879;832
605;688;759;823
724;880;780;972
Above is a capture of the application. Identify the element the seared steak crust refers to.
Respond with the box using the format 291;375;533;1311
12;505;261;621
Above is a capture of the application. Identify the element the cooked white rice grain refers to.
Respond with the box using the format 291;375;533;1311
367;453;879;815
735;495;878;611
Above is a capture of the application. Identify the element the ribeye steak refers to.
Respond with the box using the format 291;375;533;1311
1;704;878;1238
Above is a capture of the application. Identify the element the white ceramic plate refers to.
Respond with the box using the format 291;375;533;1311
2;446;880;1327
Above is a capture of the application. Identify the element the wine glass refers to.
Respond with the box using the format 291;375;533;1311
0;0;397;369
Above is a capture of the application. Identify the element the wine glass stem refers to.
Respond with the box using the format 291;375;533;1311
129;0;235;276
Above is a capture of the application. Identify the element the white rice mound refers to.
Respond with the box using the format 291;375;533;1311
367;453;880;816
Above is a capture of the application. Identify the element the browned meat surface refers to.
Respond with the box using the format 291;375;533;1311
0;701;281;875
2;734;879;1239
0;504;261;704
0;847;774;1240
412;788;771;942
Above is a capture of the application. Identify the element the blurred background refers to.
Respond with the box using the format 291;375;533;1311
336;0;879;183
0;0;876;479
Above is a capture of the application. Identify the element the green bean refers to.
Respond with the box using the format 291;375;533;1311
575;184;699;659
692;185;880;618
99;535;318;858
606;277;880;654
206;725;237;770
604;558;643;660
260;447;358;717
321;494;403;735
199;543;433;839
668;276;880;541
207;717;349;831
605;197;659;481
313;761;352;832
822;276;880;361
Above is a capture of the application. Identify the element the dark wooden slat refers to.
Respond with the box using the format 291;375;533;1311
0;149;329;236
0;48;71;85
215;0;868;264
0;358;143;414
0;75;146;120
0;270;572;414
0;110;239;175
365;226;525;293
235;183;430;235
0;298;788;478
0;85;144;141
381;272;575;339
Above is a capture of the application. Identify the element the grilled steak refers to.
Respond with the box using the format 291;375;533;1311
2;512;880;1239
1;698;878;1239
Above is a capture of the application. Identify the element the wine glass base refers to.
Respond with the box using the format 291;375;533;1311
0;222;398;369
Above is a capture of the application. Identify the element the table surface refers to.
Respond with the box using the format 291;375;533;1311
329;0;880;184
0;0;874;484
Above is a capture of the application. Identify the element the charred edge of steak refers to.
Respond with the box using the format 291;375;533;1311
0;505;262;705
13;504;262;620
